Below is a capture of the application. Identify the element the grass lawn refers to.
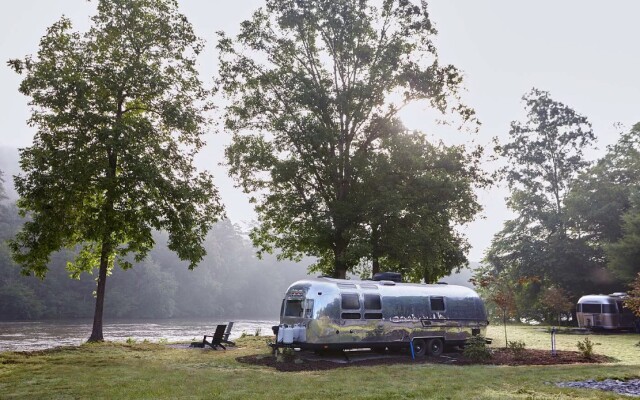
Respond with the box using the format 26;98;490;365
1;325;639;399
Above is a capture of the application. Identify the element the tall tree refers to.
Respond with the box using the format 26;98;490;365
498;88;594;236
8;0;223;341
566;123;640;282
606;202;640;282
484;89;601;307
218;0;476;278
361;131;487;282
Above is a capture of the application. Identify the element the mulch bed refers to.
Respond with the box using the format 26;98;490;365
236;349;610;372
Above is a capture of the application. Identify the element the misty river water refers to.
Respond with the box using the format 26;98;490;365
0;318;278;352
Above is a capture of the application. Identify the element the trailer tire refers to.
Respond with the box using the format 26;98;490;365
412;339;427;357
427;338;444;357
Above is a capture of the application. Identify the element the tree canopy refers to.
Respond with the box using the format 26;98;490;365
359;132;488;282
218;0;481;279
567;123;640;282
7;0;223;341
481;89;612;319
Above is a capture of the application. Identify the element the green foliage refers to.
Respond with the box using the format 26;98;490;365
625;272;640;317
358;133;489;282
483;89;613;321
576;337;595;359
539;286;573;325
218;0;480;278
7;0;223;340
507;340;526;359
254;328;262;337
125;337;137;345
568;122;640;283
607;204;640;282
474;272;520;346
463;335;492;362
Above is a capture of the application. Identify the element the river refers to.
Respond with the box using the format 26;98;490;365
0;318;278;352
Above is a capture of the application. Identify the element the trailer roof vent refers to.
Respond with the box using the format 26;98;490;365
360;283;379;290
372;272;402;282
337;283;357;289
380;280;396;286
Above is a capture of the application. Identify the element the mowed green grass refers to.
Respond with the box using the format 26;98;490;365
0;325;638;400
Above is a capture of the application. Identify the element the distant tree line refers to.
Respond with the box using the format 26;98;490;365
0;193;309;321
477;89;640;323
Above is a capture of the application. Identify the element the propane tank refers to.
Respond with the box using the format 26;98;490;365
298;325;307;343
283;326;294;344
277;324;285;343
292;324;302;342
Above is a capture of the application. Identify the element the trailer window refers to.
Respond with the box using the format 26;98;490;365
341;312;361;319
364;313;383;319
284;300;303;317
581;303;601;313
602;304;616;313
341;293;360;310
304;299;314;318
364;294;381;310
430;297;445;312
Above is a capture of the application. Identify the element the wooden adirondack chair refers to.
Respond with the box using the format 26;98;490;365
222;322;235;346
202;324;227;350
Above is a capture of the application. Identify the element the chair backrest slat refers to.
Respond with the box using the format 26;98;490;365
223;322;234;339
213;324;227;340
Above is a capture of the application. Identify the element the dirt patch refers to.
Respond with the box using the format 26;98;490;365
236;349;611;372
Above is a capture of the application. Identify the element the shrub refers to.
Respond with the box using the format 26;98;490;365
125;337;136;345
254;328;262;336
463;335;492;362
507;340;526;359
576;337;595;359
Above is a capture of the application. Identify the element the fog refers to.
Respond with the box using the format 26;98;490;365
1;1;638;321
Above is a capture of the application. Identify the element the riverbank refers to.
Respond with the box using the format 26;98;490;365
0;318;277;352
1;326;639;399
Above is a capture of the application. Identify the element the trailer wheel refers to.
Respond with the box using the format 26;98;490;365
427;338;444;357
412;339;427;357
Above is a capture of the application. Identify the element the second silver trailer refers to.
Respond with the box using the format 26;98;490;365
576;293;639;331
274;277;488;356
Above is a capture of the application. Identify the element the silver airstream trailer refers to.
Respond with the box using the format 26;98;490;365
576;293;639;331
273;276;488;356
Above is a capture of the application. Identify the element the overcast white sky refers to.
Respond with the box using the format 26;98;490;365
1;1;639;262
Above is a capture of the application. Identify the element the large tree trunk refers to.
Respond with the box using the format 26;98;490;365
332;233;348;279
88;241;111;342
371;225;381;277
89;143;117;343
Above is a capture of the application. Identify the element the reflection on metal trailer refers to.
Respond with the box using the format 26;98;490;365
274;277;489;357
576;293;639;331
